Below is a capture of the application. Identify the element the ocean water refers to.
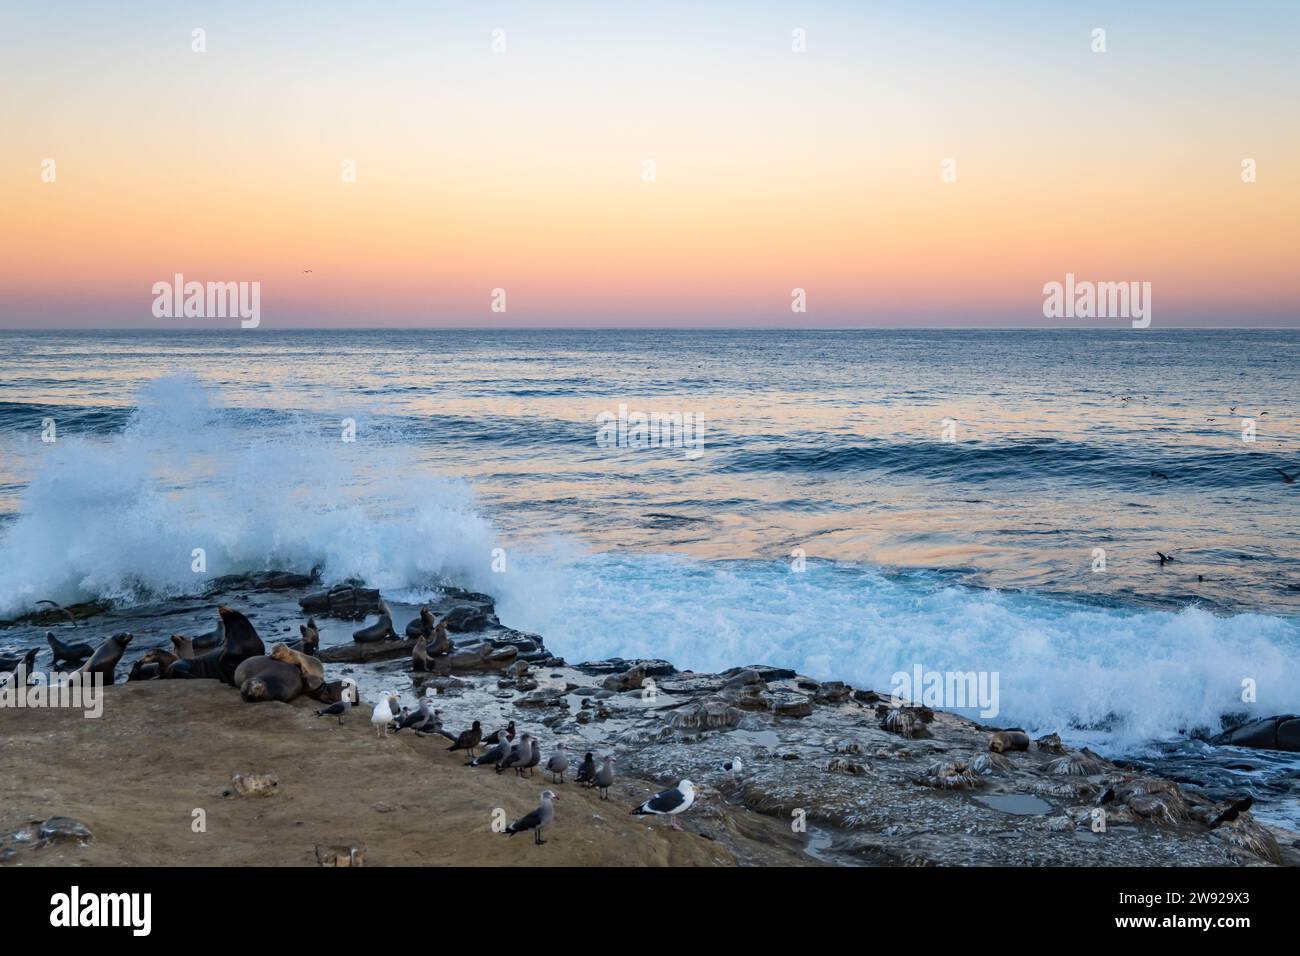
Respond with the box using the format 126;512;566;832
1;329;1298;756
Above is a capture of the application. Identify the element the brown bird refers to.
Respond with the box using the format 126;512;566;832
447;720;482;763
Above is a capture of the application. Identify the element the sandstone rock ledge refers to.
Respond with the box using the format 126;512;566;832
0;681;801;867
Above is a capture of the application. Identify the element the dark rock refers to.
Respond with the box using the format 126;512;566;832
669;697;744;730
721;664;798;682
765;691;813;718
517;689;566;709
37;817;94;846
602;665;647;692
577;658;676;677
440;605;495;633
853;689;883;704
319;639;414;664
1211;715;1300;751
814;681;851;704
299;585;383;619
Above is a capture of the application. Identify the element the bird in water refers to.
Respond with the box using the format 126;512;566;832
1150;470;1170;480
1276;469;1297;485
1156;551;1174;566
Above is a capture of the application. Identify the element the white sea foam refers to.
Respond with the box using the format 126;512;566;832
0;376;501;614
4;375;1298;749
497;552;1300;749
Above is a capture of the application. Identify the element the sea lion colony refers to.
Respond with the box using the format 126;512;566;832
2;597;1285;864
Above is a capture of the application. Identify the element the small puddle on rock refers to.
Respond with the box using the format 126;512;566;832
973;793;1054;816
730;729;781;748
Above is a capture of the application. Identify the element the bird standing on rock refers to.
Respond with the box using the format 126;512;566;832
448;720;483;762
518;735;541;778
632;780;696;830
505;790;558;845
590;754;615;799
546;743;568;783
371;693;400;737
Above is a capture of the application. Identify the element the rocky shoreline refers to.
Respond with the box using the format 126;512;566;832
3;572;1298;867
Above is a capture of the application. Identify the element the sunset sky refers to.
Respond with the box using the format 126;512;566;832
2;1;1297;328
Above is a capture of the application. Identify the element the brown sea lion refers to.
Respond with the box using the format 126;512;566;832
234;656;304;703
46;631;93;666
404;606;435;639
352;602;399;644
428;619;451;656
411;636;433;672
269;643;325;694
76;633;133;685
170;634;195;660
164;607;264;684
299;622;319;656
989;730;1032;753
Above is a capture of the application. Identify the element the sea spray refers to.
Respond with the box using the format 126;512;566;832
0;375;501;614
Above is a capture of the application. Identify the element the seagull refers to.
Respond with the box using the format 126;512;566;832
470;733;514;769
505;790;558;845
315;694;353;725
631;780;696;830
497;733;533;776
447;720;483;762
483;720;516;746
518;736;542;778
394;698;434;734
35;599;78;626
719;757;743;774
371;693;399;737
1229;406;1237;414
590;754;616;800
545;743;569;783
574;752;597;785
1277;469;1297;485
1156;551;1173;566
302;269;313;274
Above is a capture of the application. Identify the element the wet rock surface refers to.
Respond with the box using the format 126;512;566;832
3;576;1298;867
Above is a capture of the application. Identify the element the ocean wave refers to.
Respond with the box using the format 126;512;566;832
497;553;1300;750
719;438;1297;488
0;376;502;615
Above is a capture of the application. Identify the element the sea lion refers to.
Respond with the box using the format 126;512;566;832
170;634;195;660
299;622;319;656
46;631;93;666
411;636;433;672
138;648;178;673
268;643;325;694
989;730;1031;753
352;602;399;644
0;648;39;684
128;659;165;681
192;617;225;651
404;606;435;639
234;656;304;703
428;619;451;656
164;607;264;684
76;633;133;685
